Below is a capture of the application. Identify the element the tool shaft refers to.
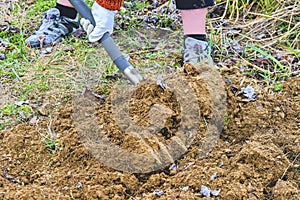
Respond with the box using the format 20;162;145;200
68;0;142;85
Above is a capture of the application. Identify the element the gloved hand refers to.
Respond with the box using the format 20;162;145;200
80;2;116;42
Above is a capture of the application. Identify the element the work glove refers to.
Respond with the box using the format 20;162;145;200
80;2;116;42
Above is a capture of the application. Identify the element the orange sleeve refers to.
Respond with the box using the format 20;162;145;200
95;0;123;10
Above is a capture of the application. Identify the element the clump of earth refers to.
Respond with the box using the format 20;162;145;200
0;64;299;199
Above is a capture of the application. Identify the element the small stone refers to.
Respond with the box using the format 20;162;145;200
0;53;6;60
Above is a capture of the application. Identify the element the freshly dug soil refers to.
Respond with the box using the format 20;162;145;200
0;65;299;199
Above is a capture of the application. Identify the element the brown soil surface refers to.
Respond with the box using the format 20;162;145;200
0;65;299;199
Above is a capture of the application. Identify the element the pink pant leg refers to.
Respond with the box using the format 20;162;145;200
57;0;74;7
181;8;208;35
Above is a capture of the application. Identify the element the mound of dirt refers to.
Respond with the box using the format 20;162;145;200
0;65;299;199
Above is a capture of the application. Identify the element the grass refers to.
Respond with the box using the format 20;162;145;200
273;82;283;92
224;114;231;128
0;103;32;117
26;0;56;15
44;129;60;152
0;102;33;130
42;116;61;152
245;43;291;85
220;0;282;21
211;0;299;86
118;1;150;29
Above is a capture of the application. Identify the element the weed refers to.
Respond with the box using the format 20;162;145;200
0;102;33;129
246;43;290;84
274;82;283;92
44;123;60;152
44;135;60;151
224;113;230;128
118;1;150;29
219;0;281;21
282;42;300;60
0;103;32;118
0;103;17;116
25;0;56;16
247;44;288;73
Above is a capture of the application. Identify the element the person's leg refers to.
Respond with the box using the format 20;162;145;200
25;0;80;48
57;0;74;7
181;8;207;41
55;0;78;19
174;0;215;64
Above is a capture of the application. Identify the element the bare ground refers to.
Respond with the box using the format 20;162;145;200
0;66;299;199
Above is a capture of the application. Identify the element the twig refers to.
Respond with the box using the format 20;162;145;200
247;11;294;25
47;116;54;138
238;55;271;75
156;1;170;11
127;47;162;56
2;160;16;183
280;152;300;180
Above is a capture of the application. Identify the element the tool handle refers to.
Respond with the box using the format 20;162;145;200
68;0;142;85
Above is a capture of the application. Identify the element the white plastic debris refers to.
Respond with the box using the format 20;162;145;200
184;162;194;169
199;185;221;197
218;160;224;167
210;172;217;181
180;186;189;191
169;163;178;171
14;100;30;106
157;74;166;89
239;84;256;100
200;185;211;197
76;182;83;189
40;47;53;56
211;189;221;196
153;189;164;196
